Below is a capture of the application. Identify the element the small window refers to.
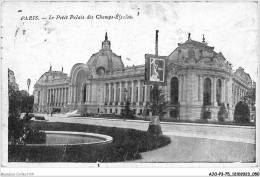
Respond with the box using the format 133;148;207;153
140;109;143;114
110;109;112;113
115;109;117;113
98;108;99;113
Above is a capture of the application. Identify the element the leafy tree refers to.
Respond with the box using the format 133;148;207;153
122;99;135;119
147;84;168;136
20;90;34;113
234;101;250;123
242;87;256;107
78;105;88;116
149;84;168;120
8;83;25;145
217;104;228;122
200;105;211;121
8;81;36;145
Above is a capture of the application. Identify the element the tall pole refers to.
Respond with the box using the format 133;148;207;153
27;78;31;112
155;30;159;56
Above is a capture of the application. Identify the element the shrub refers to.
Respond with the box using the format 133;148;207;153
35;116;45;121
8;114;26;145
234;101;250;123
121;100;135;119
24;128;46;144
200;106;211;121
78;105;88;116
217;104;228;122
9;121;171;162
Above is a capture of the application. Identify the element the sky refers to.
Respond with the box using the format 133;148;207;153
2;1;258;94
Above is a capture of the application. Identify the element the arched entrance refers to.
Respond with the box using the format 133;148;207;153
82;84;87;103
216;79;222;106
170;77;179;105
203;77;211;106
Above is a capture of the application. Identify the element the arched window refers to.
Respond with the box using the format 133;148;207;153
203;78;211;106
216;79;222;106
83;84;87;103
170;77;179;105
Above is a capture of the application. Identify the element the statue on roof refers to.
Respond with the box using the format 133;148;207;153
105;32;108;41
202;34;205;43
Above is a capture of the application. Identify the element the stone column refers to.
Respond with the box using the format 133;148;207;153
67;87;70;104
213;77;217;106
64;88;66;104
222;79;225;105
125;81;128;101
58;88;61;105
57;88;59;105
73;86;77;104
182;75;186;102
114;83;117;104
137;80;141;104
53;88;56;105
59;88;62;105
103;83;107;104
119;82;122;103
46;89;49;105
144;85;148;103
131;81;135;102
200;75;204;102
61;88;63;105
108;83;112;103
89;84;92;102
178;75;182;102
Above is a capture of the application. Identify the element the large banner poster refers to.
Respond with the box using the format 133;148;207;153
145;54;167;85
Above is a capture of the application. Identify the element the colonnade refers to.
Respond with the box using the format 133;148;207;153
232;84;246;107
47;87;68;106
103;80;150;105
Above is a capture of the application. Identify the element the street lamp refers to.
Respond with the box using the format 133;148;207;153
27;78;31;95
27;78;31;112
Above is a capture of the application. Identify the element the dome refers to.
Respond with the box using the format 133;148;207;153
168;34;232;70
86;33;124;72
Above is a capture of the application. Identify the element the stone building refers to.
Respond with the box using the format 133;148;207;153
33;33;254;121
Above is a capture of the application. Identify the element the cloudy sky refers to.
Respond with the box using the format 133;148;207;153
2;1;258;94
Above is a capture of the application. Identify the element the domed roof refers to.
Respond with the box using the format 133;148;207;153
168;33;232;70
86;33;124;71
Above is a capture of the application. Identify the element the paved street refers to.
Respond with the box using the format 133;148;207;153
37;114;256;163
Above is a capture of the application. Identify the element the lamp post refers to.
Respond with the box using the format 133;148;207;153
27;78;31;112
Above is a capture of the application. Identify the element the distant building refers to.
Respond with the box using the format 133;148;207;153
33;33;254;121
8;68;19;90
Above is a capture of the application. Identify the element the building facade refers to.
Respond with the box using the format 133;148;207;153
33;33;254;121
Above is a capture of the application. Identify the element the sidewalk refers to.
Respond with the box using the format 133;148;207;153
36;114;256;163
43;114;255;144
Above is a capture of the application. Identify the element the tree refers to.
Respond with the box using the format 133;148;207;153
234;101;250;123
20;90;34;113
147;84;168;135
121;99;135;119
217;104;228;122
242;87;256;107
8;82;25;145
78;105;88;116
149;85;168;119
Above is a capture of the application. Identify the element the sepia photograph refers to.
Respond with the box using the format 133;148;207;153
1;0;259;176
